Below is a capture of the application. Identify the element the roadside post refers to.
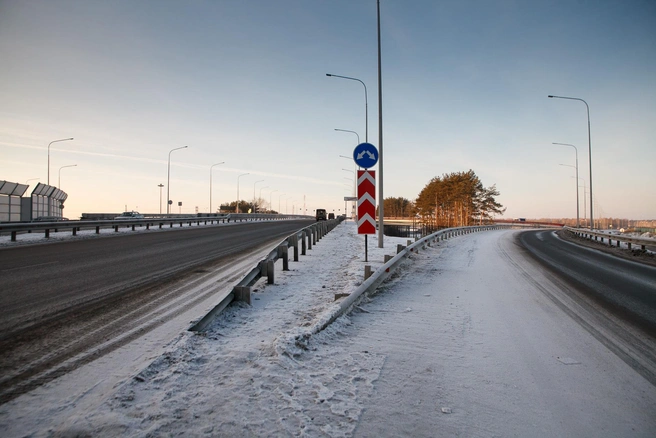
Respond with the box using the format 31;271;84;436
354;142;379;262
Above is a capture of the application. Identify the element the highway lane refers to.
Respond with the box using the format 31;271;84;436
0;219;312;403
516;229;656;385
519;229;656;335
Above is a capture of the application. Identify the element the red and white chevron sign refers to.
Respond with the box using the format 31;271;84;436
357;170;376;235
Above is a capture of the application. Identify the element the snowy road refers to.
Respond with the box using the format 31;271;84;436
1;224;655;437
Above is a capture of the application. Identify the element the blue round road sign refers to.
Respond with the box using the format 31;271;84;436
353;142;379;169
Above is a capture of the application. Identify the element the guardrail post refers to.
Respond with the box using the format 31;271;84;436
384;254;393;272
307;230;313;249
114;225;119;232
301;231;307;254
11;231;16;242
397;244;405;254
233;286;251;305
278;244;289;271
259;259;267;274
291;235;299;261
96;226;100;234
364;265;372;280
72;227;77;236
267;259;275;284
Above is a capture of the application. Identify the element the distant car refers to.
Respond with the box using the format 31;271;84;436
114;211;144;219
315;209;327;221
33;216;69;222
328;213;335;219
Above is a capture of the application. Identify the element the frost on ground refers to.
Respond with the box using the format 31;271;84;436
47;222;409;437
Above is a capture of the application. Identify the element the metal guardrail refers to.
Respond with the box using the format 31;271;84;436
325;224;522;331
189;217;345;331
0;213;311;242
565;226;655;251
190;222;555;332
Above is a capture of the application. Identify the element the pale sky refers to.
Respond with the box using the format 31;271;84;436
1;0;655;220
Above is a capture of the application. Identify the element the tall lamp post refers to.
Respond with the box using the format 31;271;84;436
326;75;368;143
376;0;384;247
58;164;77;189
558;163;579;228
236;173;249;213
336;128;360;218
554;143;580;228
209;162;225;214
253;179;264;212
47;137;74;186
269;189;278;214
548;95;592;228
158;184;164;215
334;128;360;145
167;146;188;215
572;177;587;228
342;168;355;218
258;186;269;212
278;193;286;215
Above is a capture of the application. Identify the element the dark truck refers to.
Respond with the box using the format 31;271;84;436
316;209;327;221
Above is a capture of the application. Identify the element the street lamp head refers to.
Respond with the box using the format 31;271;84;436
326;73;332;77
548;95;554;98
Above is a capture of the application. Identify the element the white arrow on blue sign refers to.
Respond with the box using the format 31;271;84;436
353;143;379;169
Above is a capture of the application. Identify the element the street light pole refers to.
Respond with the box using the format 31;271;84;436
377;0;385;247
269;189;277;214
342;168;355;218
554;143;580;228
209;162;225;214
558;163;579;227
47;137;74;186
258;186;269;212
253;179;264;211
58;164;77;189
279;193;286;215
548;95;592;228
573;177;587;228
326;75;368;143
167;146;188;215
334;128;360;145
158;184;164;215
236;173;249;214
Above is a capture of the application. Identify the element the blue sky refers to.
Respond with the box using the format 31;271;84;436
1;0;655;220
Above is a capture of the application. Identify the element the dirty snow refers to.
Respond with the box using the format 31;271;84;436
1;222;655;437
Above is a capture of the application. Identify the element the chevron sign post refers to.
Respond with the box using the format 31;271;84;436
357;170;376;235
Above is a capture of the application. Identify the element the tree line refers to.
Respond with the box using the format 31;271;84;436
383;170;505;227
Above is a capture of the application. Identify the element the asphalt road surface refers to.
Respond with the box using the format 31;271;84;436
0;219;312;404
517;229;656;384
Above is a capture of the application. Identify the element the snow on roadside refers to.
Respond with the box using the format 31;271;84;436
42;221;411;437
